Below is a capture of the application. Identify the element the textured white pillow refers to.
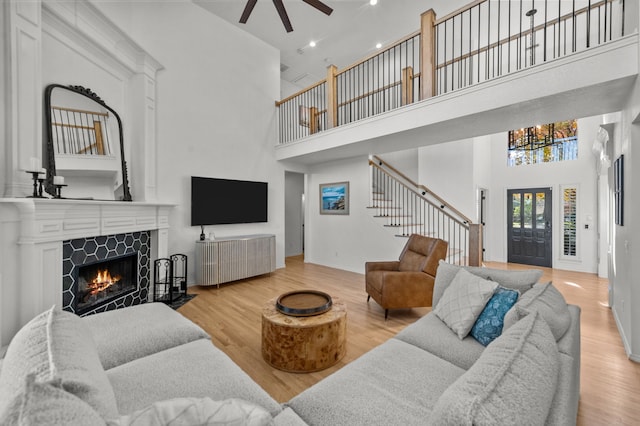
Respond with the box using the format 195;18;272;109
503;281;572;340
1;373;105;426
432;261;542;308
108;398;273;426
433;269;498;339
429;312;560;425
0;306;118;419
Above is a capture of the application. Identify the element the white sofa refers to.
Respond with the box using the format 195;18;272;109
0;262;580;425
287;262;581;425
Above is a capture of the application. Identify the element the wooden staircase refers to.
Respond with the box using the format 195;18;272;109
368;155;482;266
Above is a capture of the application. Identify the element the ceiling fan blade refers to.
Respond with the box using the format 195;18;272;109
272;0;293;33
302;0;333;16
239;0;258;24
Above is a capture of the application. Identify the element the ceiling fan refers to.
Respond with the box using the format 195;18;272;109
240;0;333;33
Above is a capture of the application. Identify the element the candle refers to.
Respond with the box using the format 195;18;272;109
53;176;64;185
29;157;40;172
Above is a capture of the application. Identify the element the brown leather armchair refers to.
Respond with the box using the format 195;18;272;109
365;234;449;319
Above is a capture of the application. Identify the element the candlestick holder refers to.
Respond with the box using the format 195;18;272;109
54;184;68;199
25;171;46;198
38;178;45;198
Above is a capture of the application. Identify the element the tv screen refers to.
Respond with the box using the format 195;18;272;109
191;176;268;226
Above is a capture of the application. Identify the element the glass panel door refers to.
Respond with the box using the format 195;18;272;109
507;188;552;267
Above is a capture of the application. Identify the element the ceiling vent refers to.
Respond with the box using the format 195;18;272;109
292;73;310;84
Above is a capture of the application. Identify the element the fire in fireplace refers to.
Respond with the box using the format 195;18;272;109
75;253;138;315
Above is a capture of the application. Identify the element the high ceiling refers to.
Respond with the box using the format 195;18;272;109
194;0;468;91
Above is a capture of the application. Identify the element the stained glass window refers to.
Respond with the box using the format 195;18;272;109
508;120;578;166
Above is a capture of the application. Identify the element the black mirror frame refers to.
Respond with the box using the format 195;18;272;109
43;84;132;201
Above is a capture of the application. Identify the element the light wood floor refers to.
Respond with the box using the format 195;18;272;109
178;256;640;425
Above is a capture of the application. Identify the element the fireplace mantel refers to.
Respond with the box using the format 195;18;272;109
2;198;173;243
0;199;173;348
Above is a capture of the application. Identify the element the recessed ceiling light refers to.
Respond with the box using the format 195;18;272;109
376;43;382;49
309;41;317;47
370;0;378;5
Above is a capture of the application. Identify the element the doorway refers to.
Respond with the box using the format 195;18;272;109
507;187;552;267
285;172;305;257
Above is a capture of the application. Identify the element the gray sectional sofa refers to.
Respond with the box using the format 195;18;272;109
0;262;580;425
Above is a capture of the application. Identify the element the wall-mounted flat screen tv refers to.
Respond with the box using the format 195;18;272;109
191;176;268;226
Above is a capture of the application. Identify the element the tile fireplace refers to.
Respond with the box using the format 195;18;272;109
63;232;151;316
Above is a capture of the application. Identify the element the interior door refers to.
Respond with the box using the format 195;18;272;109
507;188;552;267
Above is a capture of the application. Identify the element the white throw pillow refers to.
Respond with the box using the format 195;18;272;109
1;373;105;426
0;306;118;420
432;261;542;308
503;281;572;340
108;398;273;426
433;269;498;339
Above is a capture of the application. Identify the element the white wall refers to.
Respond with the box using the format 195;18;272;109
281;79;302;100
418;139;476;220
473;135;493;191
0;3;6;197
610;58;640;360
304;156;406;274
96;1;285;280
378;148;419;182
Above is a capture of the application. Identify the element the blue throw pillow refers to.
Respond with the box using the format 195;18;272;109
471;287;519;346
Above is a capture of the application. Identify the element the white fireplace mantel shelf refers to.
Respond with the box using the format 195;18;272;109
0;198;174;243
0;198;174;348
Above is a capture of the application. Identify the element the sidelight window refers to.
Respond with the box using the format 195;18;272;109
562;186;578;258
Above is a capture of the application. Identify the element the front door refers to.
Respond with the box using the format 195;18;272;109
507;188;552;267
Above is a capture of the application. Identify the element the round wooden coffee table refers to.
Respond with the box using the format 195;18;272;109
261;294;347;373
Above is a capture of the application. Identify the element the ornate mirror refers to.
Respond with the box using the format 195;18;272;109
44;84;131;201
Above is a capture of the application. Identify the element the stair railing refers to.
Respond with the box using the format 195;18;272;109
369;155;482;266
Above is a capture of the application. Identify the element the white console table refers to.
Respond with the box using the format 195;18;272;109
195;234;276;287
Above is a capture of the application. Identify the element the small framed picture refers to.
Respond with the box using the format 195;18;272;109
319;181;349;215
299;105;310;127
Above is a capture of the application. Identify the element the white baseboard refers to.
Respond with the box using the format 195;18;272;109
611;305;639;362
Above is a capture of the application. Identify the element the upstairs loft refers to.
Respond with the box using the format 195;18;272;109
275;0;638;166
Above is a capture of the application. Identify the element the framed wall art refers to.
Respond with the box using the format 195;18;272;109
299;105;310;127
319;181;349;215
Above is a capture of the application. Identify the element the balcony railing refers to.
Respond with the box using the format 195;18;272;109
336;32;421;127
435;0;626;94
276;0;626;145
277;80;328;143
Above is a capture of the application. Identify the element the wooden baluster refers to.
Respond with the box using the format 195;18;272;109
420;9;437;100
326;65;338;129
468;223;483;266
401;66;414;106
309;107;319;134
94;121;105;155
